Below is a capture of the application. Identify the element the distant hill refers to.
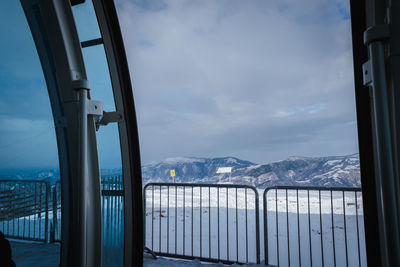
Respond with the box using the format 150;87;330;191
142;154;360;188
0;154;361;188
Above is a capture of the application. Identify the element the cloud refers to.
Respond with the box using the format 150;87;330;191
0;116;58;168
116;0;358;164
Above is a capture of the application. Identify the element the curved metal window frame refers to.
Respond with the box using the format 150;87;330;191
91;0;144;266
21;0;143;266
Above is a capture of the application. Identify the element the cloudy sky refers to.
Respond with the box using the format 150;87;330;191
115;0;358;164
0;0;357;169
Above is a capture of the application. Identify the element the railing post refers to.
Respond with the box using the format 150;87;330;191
263;189;268;266
254;188;261;264
50;184;57;243
45;182;50;243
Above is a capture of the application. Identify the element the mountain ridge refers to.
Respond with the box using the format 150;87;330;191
142;154;361;188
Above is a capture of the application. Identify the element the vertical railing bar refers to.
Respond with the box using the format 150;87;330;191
286;189;290;267
17;184;20;238
308;190;313;267
112;178;115;248
45;183;49;242
28;184;31;238
331;190;336;267
355;191;361;267
276;189;280;267
343;191;348;267
52;184;57;243
245;188;248;263
145;187;147;250
218;187;220;261
115;186;121;245
152;185;154;250
255;188;261;264
107;190;111;263
200;186;202;258
264;190;269;265
2;184;5;235
9;183;11;235
319;190;324;267
23;187;26;239
175;185;178;255
191;186;194;257
38;184;42;240
297;189;301;267
33;184;36;239
183;186;186;255
159;185;162;252
108;187;112;248
227;188;229;261
236;187;239;263
167;186;170;254
209;187;211;259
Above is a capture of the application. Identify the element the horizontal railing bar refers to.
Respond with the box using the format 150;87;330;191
0;180;49;184
264;186;361;194
144;182;259;192
102;190;123;196
153;251;248;265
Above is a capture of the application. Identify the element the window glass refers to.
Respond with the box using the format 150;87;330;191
0;1;60;266
84;50;124;264
72;1;102;42
116;0;359;166
116;0;364;266
75;5;124;267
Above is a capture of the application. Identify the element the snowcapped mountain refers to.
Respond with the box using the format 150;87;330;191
142;154;361;188
142;157;254;183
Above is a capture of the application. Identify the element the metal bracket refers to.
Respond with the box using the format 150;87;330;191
363;60;373;86
87;100;103;131
87;100;103;116
97;111;123;126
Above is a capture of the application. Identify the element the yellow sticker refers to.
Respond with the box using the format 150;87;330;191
170;169;176;177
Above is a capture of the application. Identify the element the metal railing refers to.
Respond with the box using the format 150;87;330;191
0;180;50;242
263;186;366;267
0;178;367;267
143;183;260;264
100;175;124;267
0;176;125;245
53;175;124;243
